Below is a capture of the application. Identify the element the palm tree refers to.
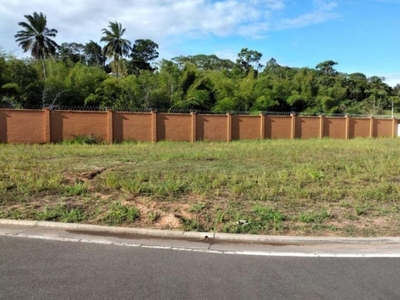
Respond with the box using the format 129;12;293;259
15;12;58;80
15;12;58;60
100;21;131;77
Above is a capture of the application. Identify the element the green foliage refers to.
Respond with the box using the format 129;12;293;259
85;75;144;108
129;39;159;75
84;41;106;67
3;22;400;113
41;60;107;107
57;42;85;65
1;95;23;109
172;54;235;70
236;48;263;75
1;57;43;106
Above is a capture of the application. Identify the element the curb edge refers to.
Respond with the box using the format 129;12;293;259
1;219;400;245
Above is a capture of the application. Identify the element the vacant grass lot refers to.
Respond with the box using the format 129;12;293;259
1;138;400;236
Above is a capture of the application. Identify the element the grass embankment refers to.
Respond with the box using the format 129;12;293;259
1;139;400;236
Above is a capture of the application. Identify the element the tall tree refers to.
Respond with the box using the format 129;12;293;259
100;21;131;77
129;39;159;75
365;76;389;111
236;48;263;76
315;60;338;76
346;73;368;102
264;58;280;74
172;54;235;71
84;41;105;67
15;12;58;60
315;60;339;87
157;60;183;107
57;42;85;65
393;84;400;98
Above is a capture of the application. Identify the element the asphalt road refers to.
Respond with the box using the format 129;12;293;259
1;236;400;300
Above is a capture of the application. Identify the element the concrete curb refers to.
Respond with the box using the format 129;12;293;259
1;219;400;245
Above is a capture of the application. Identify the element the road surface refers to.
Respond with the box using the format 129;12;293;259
1;233;400;300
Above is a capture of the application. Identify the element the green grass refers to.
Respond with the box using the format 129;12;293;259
35;206;86;223
64;182;88;196
1;138;400;236
101;202;140;226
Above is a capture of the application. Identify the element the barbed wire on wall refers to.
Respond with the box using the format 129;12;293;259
0;103;397;119
0;103;43;110
113;107;153;113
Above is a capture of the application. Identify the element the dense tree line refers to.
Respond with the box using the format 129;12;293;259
1;12;399;114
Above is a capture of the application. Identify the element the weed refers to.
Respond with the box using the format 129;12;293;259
60;208;85;223
299;209;330;223
36;207;60;221
103;173;121;190
355;206;367;216
308;170;325;181
339;200;352;208
101;202;140;225
0;209;26;219
148;211;160;223
35;206;85;223
253;205;285;231
190;203;206;213
181;218;205;231
63;134;104;145
64;182;88;196
222;205;285;234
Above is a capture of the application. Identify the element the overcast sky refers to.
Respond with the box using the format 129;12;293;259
0;0;399;86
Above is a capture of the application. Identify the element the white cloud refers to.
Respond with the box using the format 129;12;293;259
0;0;339;57
277;1;338;30
365;73;400;87
374;0;400;3
383;74;400;87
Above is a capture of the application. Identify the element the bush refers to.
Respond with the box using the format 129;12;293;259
63;134;104;145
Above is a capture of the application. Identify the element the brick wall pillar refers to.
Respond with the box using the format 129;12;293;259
319;114;325;139
369;116;375;138
106;109;114;143
151;110;158;143
226;112;232;142
43;108;51;143
345;114;351;140
291;112;297;139
191;111;197;143
260;112;266;140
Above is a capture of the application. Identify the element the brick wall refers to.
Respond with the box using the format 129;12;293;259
0;109;398;144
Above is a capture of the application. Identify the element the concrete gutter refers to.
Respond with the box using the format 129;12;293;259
2;218;400;245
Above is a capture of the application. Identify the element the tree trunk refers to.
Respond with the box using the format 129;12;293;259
41;59;47;81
